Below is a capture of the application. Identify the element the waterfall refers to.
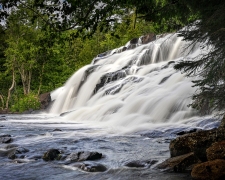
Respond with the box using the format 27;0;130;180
50;33;207;132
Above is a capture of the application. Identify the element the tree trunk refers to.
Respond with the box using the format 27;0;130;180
0;94;4;110
6;68;15;109
38;63;45;95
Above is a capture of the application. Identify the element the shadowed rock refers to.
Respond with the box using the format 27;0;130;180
39;92;51;109
191;159;225;180
75;162;107;172
0;134;12;143
156;152;200;172
206;140;225;161
42;149;61;161
66;151;102;163
125;159;158;168
169;128;225;161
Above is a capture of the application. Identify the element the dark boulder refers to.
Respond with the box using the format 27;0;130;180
75;162;107;172
130;38;139;44
169;128;225;161
66;151;102;163
125;159;157;168
42;149;61;161
39;92;51;109
156;152;200;172
0;134;12;143
191;159;225;180
206;140;225;161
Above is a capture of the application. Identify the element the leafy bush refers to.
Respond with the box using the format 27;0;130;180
10;93;40;113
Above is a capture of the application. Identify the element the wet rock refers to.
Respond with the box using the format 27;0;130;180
141;130;164;138
42;149;61;161
125;159;157;168
169;128;225;161
159;75;172;85
39;92;51;109
94;68;127;94
206;140;225;161
80;151;102;161
141;33;156;44
53;128;62;132
66;151;102;162
130;38;139;44
76;162;107;172
1;146;29;159
66;152;79;162
127;38;139;50
28;154;43;160
156;152;200;172
0;147;17;159
0;115;6;120
176;129;199;136
0;134;13;143
191;159;225;180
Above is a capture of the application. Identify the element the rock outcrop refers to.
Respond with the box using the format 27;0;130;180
157;115;225;179
191;159;225;180
39;92;51;110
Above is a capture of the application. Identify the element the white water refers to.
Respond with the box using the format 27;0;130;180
50;33;208;133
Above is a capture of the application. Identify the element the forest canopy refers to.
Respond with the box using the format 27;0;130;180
0;0;225;114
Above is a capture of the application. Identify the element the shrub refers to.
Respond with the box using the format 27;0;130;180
10;93;40;113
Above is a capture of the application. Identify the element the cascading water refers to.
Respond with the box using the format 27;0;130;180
50;33;207;133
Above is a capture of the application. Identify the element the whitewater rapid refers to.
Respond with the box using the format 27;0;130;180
50;33;208;133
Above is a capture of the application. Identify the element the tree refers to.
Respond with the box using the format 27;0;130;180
174;0;225;115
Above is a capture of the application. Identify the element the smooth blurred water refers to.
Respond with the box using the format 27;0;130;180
0;114;220;180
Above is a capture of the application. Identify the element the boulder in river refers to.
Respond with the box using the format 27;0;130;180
42;149;61;161
75;162;107;172
156;152;200;172
124;159;158;168
66;151;102;162
0;134;13;144
169;127;225;161
191;159;225;180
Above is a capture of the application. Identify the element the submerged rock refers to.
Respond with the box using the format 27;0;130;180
0;116;6;120
75;162;107;172
191;159;225;180
125;159;157;168
42;149;61;161
0;145;28;159
0;134;13;143
156;152;199;172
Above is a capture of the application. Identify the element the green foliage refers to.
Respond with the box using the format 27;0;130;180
10;93;41;113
